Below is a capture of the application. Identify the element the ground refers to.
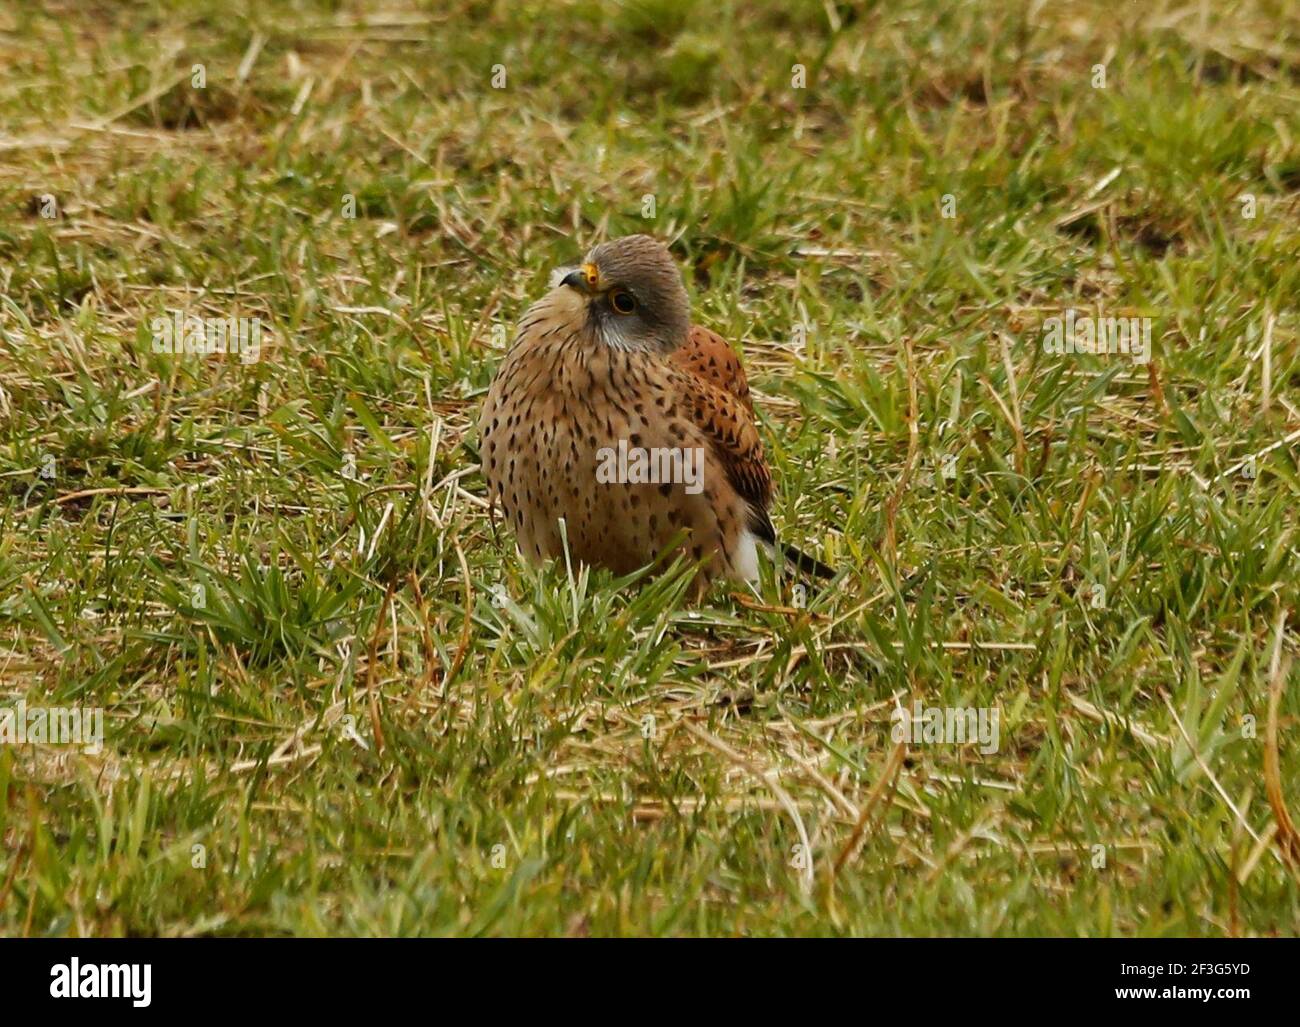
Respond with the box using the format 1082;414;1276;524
1;0;1298;936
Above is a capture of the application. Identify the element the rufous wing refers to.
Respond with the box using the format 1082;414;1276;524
672;336;775;544
670;325;754;413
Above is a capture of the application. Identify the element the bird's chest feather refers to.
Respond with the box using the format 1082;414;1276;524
504;341;663;499
480;322;709;571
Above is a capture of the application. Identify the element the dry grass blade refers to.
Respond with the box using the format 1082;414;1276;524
681;721;815;894
882;339;919;564
832;737;906;877
365;587;393;754
447;542;475;686
1264;608;1300;867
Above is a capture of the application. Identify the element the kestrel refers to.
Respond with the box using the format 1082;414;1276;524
479;234;829;586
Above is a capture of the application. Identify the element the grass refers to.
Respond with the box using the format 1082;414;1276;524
1;0;1299;937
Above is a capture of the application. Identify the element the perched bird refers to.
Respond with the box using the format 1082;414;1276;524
479;234;830;587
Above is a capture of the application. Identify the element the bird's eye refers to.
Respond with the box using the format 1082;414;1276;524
609;289;636;315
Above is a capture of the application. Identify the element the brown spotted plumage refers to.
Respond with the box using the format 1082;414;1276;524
670;325;755;413
479;235;776;584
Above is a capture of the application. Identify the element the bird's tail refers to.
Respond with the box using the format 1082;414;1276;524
781;541;837;580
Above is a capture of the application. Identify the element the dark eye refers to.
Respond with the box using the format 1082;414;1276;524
609;289;636;314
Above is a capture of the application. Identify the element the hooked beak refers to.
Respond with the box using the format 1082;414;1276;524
561;262;601;294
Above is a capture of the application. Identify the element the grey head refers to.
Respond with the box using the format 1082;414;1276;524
558;234;691;354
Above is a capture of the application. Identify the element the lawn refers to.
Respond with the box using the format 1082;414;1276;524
1;0;1298;936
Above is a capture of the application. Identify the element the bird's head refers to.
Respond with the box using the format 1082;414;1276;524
556;235;690;355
